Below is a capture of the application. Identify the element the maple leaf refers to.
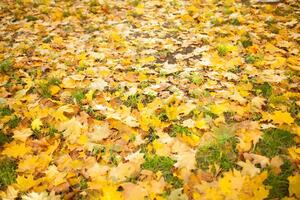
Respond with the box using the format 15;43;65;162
168;188;189;200
271;111;294;125
90;78;108;91
45;165;67;186
15;175;40;192
288;147;300;161
13;128;32;142
58;117;82;143
0;186;18;200
31;118;43;130
88;123;112;143
86;89;95;102
219;170;244;198
243;153;270;168
101;184;124;200
17;155;38;173
237;160;260;177
2;142;31;158
270;156;284;174
174;150;196;170
121;183;147;200
49;85;60;95
62;77;76;89
109;162;140;182
288;175;300;198
165;106;179;121
0;0;299;198
22;192;50;200
53;104;74;121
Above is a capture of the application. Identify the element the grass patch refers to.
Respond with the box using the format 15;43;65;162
216;44;229;56
224;111;235;123
245;54;257;64
42;35;53;43
6;115;21;129
142;154;175;173
82;106;106;120
254;82;272;98
141;154;183;188
125;94;155;108
48;126;58;137
230;18;240;26
0;131;11;146
255;128;295;158
0;106;13;118
25;15;38;21
48;77;61;85
124;94;140;108
169;124;191;137
189;73;203;85
37;77;61;98
196;130;237;172
0;59;12;73
79;177;88;190
0;158;17;189
203;110;218;119
146;127;159;143
288;99;300;118
158;109;169;122
264;159;293;199
252;112;262;121
71;89;85;104
241;38;252;48
39;82;52;98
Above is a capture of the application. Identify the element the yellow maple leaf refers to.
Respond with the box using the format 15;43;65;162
45;165;67;186
58;117;82;143
270;56;286;69
210;103;228;115
101;185;124;200
139;56;155;65
17;155;38;173
53;104;74;121
2;142;31;158
195;118;207;129
180;134;200;147
85;89;95;102
288;175;300;198
18;153;51;173
241;171;269;200
288;147;300;161
15;175;40;192
165;106;179;121
287;56;300;71
237;160;260;177
110;31;123;43
62;77;76;88
13;128;32;142
31;118;43;130
271;111;294;125
49;85;60;95
219;170;244;197
0;186;19;200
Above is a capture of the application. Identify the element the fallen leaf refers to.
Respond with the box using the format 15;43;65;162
31;118;43;130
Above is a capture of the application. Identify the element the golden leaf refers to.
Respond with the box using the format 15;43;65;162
31;118;43;130
271;111;294;125
2;142;31;158
288;175;300;198
15;175;40;192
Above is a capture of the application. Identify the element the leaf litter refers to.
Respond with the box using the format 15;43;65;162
0;0;299;199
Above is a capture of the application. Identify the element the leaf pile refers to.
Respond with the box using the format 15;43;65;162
0;0;299;199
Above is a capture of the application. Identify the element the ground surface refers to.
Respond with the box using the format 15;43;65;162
0;0;300;199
